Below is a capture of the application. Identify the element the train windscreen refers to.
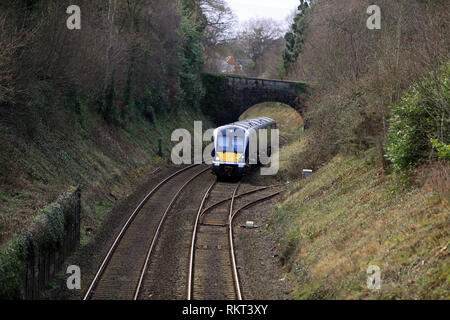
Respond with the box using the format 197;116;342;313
216;128;245;153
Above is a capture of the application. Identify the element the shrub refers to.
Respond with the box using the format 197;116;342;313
386;63;449;172
430;138;450;161
293;87;383;171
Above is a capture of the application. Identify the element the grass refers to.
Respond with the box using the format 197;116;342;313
270;152;449;299
93;200;114;220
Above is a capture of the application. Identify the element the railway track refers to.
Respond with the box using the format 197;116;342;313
187;180;284;300
83;163;283;300
83;164;208;300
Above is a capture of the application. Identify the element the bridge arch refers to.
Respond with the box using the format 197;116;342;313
201;73;308;125
239;102;304;136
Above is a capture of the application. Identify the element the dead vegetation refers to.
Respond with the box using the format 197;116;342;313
284;0;449;172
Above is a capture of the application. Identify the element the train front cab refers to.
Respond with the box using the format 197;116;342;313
211;126;247;179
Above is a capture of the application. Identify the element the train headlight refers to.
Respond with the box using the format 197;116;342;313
215;156;220;161
238;155;245;163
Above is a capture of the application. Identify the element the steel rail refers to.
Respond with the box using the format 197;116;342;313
199;184;281;218
133;166;211;300
186;179;217;300
231;190;284;221
228;183;242;300
228;189;285;301
83;164;197;300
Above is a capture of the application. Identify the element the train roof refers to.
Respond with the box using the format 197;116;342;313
218;117;276;131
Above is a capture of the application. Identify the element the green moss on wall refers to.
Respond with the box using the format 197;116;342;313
0;233;28;299
0;187;80;299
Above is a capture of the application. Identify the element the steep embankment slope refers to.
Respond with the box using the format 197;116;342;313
0;106;212;248
241;101;448;299
271;152;449;299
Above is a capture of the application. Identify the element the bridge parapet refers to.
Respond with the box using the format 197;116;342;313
201;73;307;125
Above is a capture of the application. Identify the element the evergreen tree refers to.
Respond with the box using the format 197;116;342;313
281;0;310;77
176;0;207;111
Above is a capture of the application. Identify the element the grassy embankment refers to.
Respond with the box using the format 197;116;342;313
242;102;448;299
273;148;448;299
0;105;212;248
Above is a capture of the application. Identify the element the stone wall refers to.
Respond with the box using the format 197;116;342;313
0;187;81;299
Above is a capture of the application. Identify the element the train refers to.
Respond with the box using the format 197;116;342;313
211;117;277;179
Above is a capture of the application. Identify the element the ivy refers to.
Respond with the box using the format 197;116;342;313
176;14;206;112
200;72;228;120
0;233;28;299
0;187;78;299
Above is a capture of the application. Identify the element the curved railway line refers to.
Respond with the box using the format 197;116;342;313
84;164;206;300
83;164;283;300
187;180;284;300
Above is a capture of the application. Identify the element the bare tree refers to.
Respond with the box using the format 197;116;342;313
239;18;283;76
200;0;237;72
283;0;449;168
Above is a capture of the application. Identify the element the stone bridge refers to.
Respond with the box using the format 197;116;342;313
201;73;308;125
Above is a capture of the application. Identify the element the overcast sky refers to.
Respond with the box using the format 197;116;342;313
226;0;300;27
